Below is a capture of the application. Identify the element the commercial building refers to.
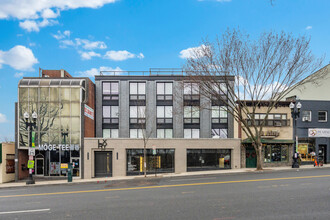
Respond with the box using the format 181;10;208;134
238;101;294;168
0;143;15;183
15;69;95;180
285;64;330;164
84;70;241;178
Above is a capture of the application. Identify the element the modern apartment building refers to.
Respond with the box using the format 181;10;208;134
83;70;241;178
15;69;95;180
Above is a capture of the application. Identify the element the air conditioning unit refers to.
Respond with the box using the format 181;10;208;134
302;117;309;122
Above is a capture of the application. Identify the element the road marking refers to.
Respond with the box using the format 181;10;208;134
0;209;50;215
0;174;330;199
181;191;195;194
170;177;217;182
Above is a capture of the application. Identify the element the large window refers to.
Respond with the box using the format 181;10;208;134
212;106;228;124
157;106;172;124
247;113;289;127
102;129;119;138
103;82;119;100
318;111;327;122
211;129;228;138
130;82;146;100
264;145;289;163
102;106;119;124
302;110;312;122
130;129;145;138
187;149;231;171
184;129;200;138
130;106;146;124
157;129;173;138
184;82;199;100
127;149;175;175
157;82;173;100
184;106;200;124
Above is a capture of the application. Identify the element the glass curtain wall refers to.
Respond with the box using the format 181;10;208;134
18;85;82;176
187;149;231;171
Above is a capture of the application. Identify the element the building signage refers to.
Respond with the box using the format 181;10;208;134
308;128;330;138
84;104;94;120
38;144;80;151
27;160;35;169
28;148;35;156
61;163;68;169
260;130;280;137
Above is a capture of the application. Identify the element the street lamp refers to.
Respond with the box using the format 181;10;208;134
24;111;37;184
289;102;302;168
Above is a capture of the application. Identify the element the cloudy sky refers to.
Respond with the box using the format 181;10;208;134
0;0;329;140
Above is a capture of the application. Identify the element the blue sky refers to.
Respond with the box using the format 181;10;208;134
0;0;329;140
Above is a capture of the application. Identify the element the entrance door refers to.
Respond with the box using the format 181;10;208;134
35;158;44;175
71;158;80;177
246;147;257;168
319;145;327;164
95;151;112;177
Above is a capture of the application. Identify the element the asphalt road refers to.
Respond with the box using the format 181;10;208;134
0;168;330;220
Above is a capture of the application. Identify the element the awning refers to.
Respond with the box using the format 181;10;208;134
242;138;294;144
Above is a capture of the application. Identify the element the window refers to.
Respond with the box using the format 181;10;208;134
264;145;288;163
130;82;146;100
130;106;146;123
6;154;15;174
318;111;327;122
187;149;231;171
247;113;289;127
184;106;200;123
157;129;173;138
102;106;119;123
184;82;199;100
102;129;119;138
211;129;228;138
157;82;173;100
184;129;200;138
302;111;312;122
102;82;119;100
130;129;145;138
212;106;228;124
157;106;173;123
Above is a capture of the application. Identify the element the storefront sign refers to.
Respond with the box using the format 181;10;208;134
27;160;35;169
260;130;280;137
308;128;330;137
28;148;35;156
38;144;80;151
84;104;94;120
61;163;68;169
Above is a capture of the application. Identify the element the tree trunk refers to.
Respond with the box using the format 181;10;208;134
255;142;263;171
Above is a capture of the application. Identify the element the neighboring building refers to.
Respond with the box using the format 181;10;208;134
0;143;15;183
15;69;95;180
238;101;294;168
285;64;330;164
83;70;240;178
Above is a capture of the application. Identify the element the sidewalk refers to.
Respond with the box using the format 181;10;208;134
1;164;329;189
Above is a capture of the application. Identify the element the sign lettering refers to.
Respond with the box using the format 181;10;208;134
308;128;330;137
84;104;94;120
38;144;80;151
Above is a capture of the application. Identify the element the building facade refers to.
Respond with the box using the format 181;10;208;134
15;69;95;180
83;71;240;177
0;143;15;183
238;101;294;168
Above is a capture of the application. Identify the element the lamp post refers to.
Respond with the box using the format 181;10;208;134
289;102;302;168
24;111;37;185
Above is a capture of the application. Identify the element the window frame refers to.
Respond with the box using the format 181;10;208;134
318;111;327;122
129;82;146;101
102;82;119;101
156;82;173;101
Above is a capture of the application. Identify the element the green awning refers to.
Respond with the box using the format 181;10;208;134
242;138;294;144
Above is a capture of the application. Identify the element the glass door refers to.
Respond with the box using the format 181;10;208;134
71;157;80;177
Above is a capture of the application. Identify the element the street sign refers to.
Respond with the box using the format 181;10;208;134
28;148;35;156
29;155;34;160
27;160;35;169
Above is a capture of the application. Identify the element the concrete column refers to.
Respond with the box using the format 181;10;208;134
146;81;156;138
173;81;183;138
95;80;103;138
119;81;129;138
175;147;186;173
200;95;211;138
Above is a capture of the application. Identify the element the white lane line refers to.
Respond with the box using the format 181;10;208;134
0;209;50;215
170;177;217;182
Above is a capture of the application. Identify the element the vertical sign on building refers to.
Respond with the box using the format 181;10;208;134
84;104;94;120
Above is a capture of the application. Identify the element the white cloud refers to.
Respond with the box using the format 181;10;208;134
104;50;144;61
0;45;38;71
179;44;209;59
75;38;107;50
19;19;58;32
305;26;312;30
0;113;7;123
76;66;123;77
59;39;75;48
80;51;101;60
52;30;71;40
0;0;117;31
14;72;25;78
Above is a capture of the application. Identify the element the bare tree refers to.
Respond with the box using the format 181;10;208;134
184;28;325;170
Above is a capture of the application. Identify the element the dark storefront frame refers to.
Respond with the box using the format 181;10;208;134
187;149;231;171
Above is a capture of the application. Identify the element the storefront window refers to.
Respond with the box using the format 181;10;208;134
126;149;175;175
264;145;289;162
187;149;231;171
298;143;316;162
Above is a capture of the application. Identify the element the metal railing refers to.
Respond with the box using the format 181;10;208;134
99;68;186;76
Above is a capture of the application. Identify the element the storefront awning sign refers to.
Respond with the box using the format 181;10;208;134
38;144;80;151
308;128;330;137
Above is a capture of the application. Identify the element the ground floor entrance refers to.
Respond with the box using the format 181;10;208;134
319;145;327;164
246;147;257;168
94;151;112;177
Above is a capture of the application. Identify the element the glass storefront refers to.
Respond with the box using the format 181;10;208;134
126;149;175;175
18;83;83;177
298;140;316;162
264;144;289;163
187;149;231;171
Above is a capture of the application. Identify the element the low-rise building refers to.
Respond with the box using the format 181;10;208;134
0;142;15;183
